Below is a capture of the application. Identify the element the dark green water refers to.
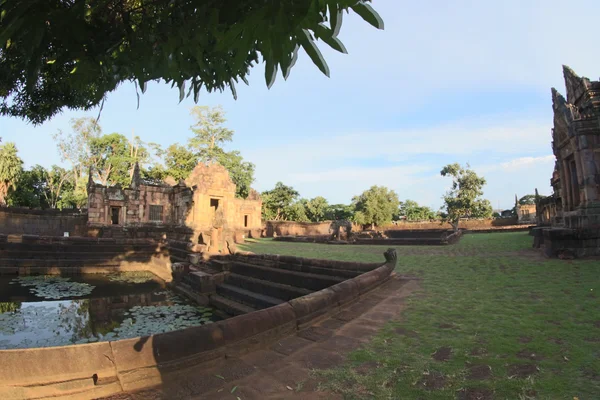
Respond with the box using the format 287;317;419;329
0;272;217;349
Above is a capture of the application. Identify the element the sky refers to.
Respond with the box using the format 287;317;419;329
1;0;600;211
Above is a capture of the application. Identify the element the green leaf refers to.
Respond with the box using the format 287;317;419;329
265;58;278;89
1;9;6;21
178;81;186;103
138;77;147;94
70;66;78;74
215;374;225;380
46;60;56;65
231;386;237;393
281;44;298;81
298;30;330;78
314;24;347;54
350;2;384;30
229;78;238;100
193;81;203;103
328;4;343;36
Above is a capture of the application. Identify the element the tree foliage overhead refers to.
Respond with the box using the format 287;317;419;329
352;185;399;228
440;163;493;231
0;0;383;124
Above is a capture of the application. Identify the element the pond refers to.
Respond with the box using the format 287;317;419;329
0;272;218;349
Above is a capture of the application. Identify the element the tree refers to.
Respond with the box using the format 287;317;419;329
518;194;536;205
0;142;23;206
1;1;384;124
162;144;198;182
215;150;255;199
303;196;329;222
186;105;255;198
398;200;437;221
89;133;143;186
440;163;493;231
42;165;73;209
352;186;399;228
54;117;102;205
261;182;300;221
6;164;45;208
324;203;355;221
189;106;234;163
284;202;310;223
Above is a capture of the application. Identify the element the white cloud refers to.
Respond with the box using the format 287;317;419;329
246;115;556;209
499;155;556;172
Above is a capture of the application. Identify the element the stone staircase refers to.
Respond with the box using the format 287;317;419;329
0;236;163;273
189;258;353;318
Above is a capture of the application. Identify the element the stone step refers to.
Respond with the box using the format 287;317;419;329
354;238;444;245
0;257;151;268
276;263;362;279
0;244;158;253
209;259;232;271
230;261;345;291
209;294;256;316
226;273;312;301
216;283;283;309
0;251;158;260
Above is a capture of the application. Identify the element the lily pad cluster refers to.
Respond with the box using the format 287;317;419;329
10;276;95;300
106;271;157;284
0;291;216;349
107;304;214;340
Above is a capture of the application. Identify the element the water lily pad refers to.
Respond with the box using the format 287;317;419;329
11;276;95;300
106;271;157;284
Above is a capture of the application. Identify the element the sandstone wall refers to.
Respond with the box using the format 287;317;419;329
0;208;88;236
381;218;521;231
262;218;524;237
263;221;332;237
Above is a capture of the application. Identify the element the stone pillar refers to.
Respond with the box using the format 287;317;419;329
562;160;572;211
570;158;581;208
579;149;599;204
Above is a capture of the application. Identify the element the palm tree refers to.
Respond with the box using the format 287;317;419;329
0;142;23;206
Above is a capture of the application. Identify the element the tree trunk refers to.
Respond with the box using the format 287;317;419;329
451;221;459;232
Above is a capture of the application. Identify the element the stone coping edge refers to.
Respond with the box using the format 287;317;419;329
0;249;398;400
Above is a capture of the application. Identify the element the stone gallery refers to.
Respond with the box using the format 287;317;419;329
87;162;262;253
534;66;600;257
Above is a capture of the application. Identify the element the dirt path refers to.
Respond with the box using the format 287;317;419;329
97;276;419;400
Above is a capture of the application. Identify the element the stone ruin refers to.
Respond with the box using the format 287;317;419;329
532;66;600;257
87;161;262;255
329;219;354;241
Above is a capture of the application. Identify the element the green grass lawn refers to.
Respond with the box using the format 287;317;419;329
239;233;600;399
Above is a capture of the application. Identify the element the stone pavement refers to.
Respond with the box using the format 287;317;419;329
98;276;419;400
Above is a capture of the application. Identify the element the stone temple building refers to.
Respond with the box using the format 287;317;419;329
87;162;262;253
516;203;536;224
533;66;600;257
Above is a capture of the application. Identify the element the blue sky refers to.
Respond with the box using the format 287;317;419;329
1;0;599;210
